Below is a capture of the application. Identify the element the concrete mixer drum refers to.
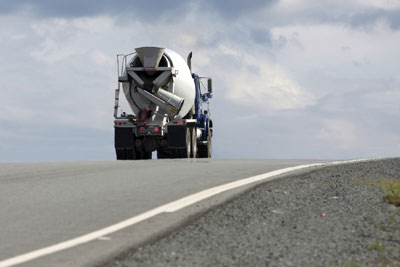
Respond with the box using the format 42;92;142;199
120;47;196;121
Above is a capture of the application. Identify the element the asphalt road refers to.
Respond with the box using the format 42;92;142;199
0;159;325;267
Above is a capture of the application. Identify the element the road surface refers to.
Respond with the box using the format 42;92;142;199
0;159;331;266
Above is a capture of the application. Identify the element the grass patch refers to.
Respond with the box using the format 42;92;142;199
345;262;362;267
355;177;400;266
356;178;400;206
368;240;385;252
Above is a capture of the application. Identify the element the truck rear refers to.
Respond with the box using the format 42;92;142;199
113;47;213;160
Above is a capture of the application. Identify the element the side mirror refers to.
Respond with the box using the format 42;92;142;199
207;78;213;93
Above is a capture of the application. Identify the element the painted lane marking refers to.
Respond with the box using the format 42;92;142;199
0;158;377;267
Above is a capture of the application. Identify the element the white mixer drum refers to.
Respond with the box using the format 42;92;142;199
121;47;196;120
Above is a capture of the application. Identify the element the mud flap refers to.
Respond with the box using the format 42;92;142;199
114;128;135;160
167;125;187;149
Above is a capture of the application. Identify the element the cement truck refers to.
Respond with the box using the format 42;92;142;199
113;47;213;160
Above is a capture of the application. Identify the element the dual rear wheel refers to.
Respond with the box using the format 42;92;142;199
167;127;197;159
116;123;211;160
116;148;152;160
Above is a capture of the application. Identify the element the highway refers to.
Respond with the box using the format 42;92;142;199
0;159;331;267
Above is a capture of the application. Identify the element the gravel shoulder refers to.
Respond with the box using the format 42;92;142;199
109;158;400;267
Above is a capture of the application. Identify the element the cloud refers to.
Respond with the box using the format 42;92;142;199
201;0;278;19
0;0;278;22
355;0;400;10
317;119;365;149
263;0;400;30
0;0;278;21
90;50;114;66
28;17;118;64
250;28;273;45
0;0;191;20
225;61;315;110
2;0;400;31
349;10;400;30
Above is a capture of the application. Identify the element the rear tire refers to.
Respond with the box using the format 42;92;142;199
198;121;212;158
190;127;197;158
115;148;139;160
131;150;151;160
142;151;152;160
198;143;211;158
125;148;137;160
157;149;169;159
116;148;126;160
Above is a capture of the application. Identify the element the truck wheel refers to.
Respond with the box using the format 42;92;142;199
143;152;153;159
190;127;197;158
115;148;138;160
157;150;169;159
198;121;212;158
198;143;211;158
116;148;126;160
134;150;151;160
125;148;136;160
198;141;211;158
183;126;191;158
142;151;152;160
168;149;179;159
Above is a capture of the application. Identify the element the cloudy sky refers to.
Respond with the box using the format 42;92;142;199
0;0;399;161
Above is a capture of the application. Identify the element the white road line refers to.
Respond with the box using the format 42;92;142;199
0;158;377;267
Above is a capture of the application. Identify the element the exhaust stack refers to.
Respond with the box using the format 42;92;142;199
187;52;192;72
